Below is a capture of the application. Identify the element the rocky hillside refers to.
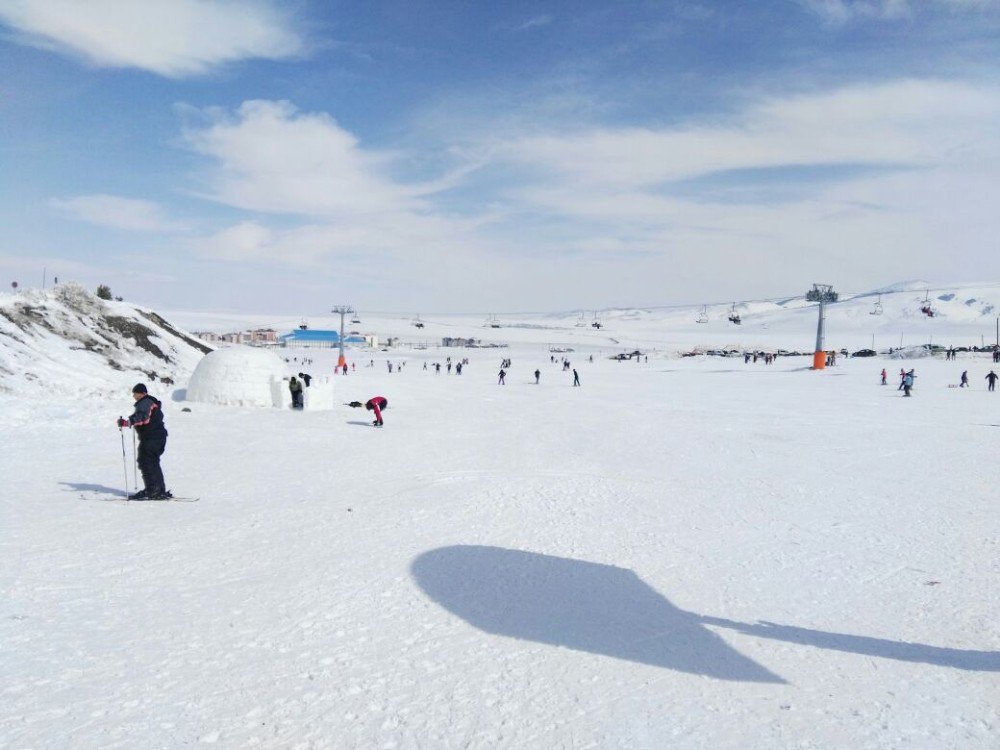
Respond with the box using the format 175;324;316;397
0;283;212;400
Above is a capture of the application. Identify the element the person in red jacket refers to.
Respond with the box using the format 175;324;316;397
366;396;388;426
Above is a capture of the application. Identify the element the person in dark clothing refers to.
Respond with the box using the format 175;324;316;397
534;369;540;384
960;371;969;388
498;369;506;385
116;383;169;499
572;369;580;387
987;371;998;392
298;372;312;387
289;376;303;408
366;396;388;426
880;368;887;385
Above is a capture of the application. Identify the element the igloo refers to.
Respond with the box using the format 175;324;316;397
186;347;286;407
186;347;336;409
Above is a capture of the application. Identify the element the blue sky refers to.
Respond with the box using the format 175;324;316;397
1;0;998;313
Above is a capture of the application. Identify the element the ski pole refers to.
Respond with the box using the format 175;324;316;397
119;422;129;500
132;429;138;495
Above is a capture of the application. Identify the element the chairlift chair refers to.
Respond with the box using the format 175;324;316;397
728;303;741;325
920;290;936;317
870;294;883;316
697;306;709;324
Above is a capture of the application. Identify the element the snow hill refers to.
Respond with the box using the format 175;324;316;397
0;283;212;400
163;280;1000;358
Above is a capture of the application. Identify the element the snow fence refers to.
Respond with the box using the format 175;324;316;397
186;347;335;409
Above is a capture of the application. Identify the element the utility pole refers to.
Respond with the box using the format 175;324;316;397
812;283;833;370
331;305;354;369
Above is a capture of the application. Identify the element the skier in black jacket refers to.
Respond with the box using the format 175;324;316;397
116;383;169;499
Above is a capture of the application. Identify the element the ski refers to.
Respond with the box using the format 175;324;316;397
81;493;200;503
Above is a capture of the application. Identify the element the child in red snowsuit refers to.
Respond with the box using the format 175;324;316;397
366;396;388;426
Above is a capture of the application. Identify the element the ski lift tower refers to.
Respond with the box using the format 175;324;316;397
812;284;833;370
331;305;354;369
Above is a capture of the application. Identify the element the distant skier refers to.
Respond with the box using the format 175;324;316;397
880;368;887;385
447;363;452;374
116;383;170;500
366;396;387;426
456;363;462;375
498;369;506;385
960;371;969;388
898;369;907;391
902;370;915;397
534;369;540;384
573;369;580;387
435;363;441;373
288;376;303;408
987;371;998;392
298;372;312;387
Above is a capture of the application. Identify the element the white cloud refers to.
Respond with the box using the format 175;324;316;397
497;80;1000;188
184;100;430;218
179;79;1000;309
517;15;553;30
51;194;184;232
0;0;303;77
798;0;997;23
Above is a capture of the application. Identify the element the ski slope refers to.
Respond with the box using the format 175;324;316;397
162;280;1000;359
2;320;998;747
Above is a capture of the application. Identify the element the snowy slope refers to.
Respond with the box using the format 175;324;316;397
1;345;997;748
161;280;1000;359
0;283;212;401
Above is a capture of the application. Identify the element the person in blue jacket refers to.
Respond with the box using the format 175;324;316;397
116;383;170;499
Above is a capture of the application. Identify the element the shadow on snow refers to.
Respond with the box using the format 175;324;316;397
411;545;999;681
61;481;123;496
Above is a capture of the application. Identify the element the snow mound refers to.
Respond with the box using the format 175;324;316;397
187;348;287;407
888;345;935;360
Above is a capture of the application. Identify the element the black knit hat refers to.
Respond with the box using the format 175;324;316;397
132;383;148;394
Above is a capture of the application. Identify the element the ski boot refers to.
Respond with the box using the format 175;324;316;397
128;489;149;500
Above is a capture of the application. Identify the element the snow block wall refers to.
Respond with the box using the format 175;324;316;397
269;376;337;410
187;348;287;407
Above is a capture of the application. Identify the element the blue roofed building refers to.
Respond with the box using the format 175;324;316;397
278;329;367;348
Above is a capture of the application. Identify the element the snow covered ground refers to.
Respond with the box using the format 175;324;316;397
2;323;998;747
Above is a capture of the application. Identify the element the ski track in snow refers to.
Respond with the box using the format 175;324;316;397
1;345;998;748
